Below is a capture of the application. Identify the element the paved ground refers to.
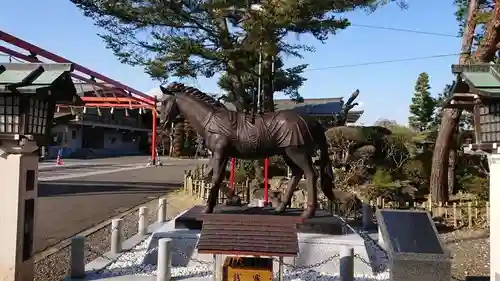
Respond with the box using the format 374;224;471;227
36;156;207;253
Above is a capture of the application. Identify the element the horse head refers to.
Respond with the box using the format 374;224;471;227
158;82;186;127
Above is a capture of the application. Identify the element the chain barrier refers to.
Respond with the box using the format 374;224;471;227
273;253;340;271
171;241;214;266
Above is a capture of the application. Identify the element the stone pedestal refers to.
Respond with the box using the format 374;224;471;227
0;153;38;281
488;154;500;281
376;209;451;281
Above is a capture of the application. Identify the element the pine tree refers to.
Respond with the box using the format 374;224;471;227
408;72;436;132
71;0;404;109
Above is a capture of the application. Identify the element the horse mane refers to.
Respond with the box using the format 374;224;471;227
169;82;226;109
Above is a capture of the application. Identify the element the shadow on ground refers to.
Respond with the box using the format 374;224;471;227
38;181;181;197
35;179;181;252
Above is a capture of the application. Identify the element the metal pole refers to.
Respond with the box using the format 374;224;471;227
264;157;269;205
230;157;236;190
151;96;157;165
257;50;262;113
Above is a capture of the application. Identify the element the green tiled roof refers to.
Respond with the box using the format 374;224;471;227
451;64;500;97
0;63;81;104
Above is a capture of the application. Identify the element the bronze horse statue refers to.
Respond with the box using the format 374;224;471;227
159;82;339;218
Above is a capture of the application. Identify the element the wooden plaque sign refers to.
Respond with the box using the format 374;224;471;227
223;257;273;281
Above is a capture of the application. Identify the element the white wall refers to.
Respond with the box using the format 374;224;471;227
102;130;140;152
51;125;82;150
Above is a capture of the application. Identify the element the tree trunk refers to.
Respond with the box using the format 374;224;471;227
430;0;479;203
448;114;461;196
430;109;460;202
472;1;500;62
448;147;457;196
172;120;184;157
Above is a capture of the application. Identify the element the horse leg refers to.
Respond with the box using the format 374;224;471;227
275;155;303;213
203;156;214;180
285;147;317;219
203;151;229;214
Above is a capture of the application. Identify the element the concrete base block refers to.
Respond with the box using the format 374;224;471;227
144;218;377;275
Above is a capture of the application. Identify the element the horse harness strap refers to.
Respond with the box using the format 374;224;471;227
202;109;215;130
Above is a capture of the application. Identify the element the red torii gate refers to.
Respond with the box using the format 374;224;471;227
0;30;160;164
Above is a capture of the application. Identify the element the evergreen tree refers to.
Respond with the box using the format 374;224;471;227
71;0;403;109
408;72;436;132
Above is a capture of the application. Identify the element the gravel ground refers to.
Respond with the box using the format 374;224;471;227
440;228;490;280
34;191;202;281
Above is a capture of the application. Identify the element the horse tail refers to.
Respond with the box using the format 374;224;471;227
313;122;336;202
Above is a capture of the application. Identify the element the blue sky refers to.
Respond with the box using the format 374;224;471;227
0;0;461;125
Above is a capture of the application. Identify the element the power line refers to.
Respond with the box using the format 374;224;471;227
350;23;460;38
305;53;461;72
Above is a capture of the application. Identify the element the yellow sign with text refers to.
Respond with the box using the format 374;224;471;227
223;257;273;281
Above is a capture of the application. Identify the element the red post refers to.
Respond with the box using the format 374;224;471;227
151;97;157;165
230;158;236;190
264;158;269;204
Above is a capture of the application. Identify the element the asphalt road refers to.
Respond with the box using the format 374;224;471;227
35;156;206;252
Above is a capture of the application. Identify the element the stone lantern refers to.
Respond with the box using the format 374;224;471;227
443;63;500;280
0;62;81;281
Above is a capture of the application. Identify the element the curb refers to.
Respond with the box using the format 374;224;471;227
34;192;171;262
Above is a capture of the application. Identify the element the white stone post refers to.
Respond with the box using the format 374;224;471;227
488;154;500;280
339;246;354;281
213;254;224;281
70;236;85;278
157;238;172;281
111;219;123;254
158;198;167;223
138;207;148;236
278;257;284;281
0;152;38;281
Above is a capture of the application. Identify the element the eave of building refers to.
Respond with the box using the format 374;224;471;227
73;82;129;97
444;64;500;109
67;120;151;132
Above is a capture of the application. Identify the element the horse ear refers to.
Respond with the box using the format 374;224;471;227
159;85;173;96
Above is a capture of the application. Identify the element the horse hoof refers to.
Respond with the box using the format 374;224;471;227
274;205;286;213
202;206;214;214
225;196;242;206
300;209;316;219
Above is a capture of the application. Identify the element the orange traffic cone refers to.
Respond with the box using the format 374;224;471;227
56;149;64;166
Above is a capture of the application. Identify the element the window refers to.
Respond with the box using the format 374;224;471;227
27;99;48;135
0;95;21;133
71;130;77;140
